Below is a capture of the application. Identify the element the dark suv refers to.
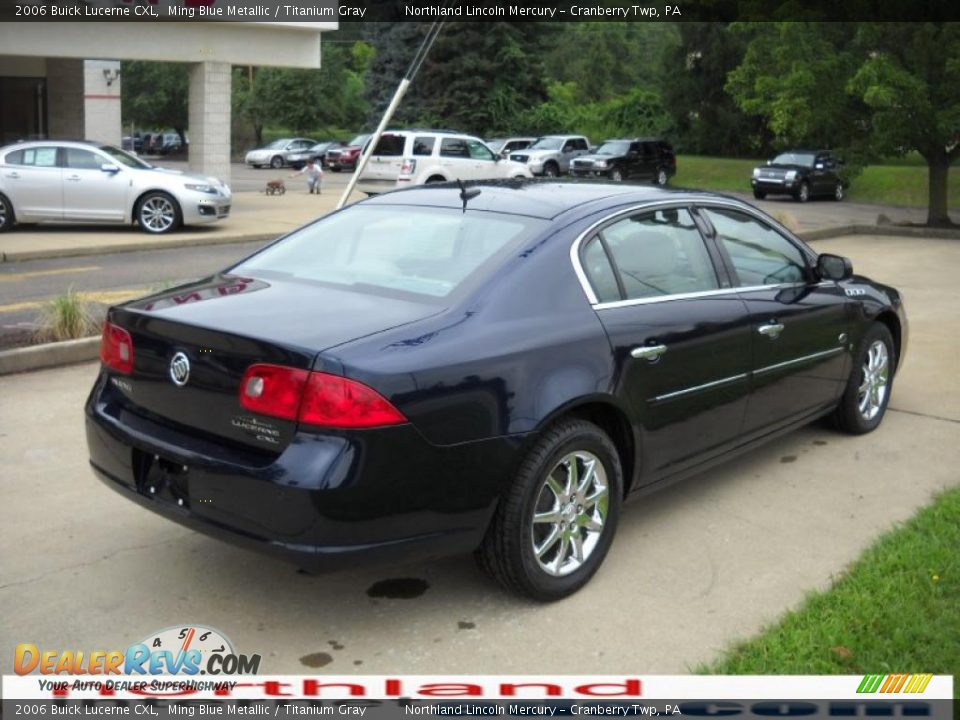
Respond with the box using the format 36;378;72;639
751;149;846;202
570;138;676;185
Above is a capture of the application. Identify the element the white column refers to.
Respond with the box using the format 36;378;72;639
188;60;232;186
83;60;122;145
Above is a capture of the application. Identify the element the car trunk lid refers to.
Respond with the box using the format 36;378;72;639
105;274;441;452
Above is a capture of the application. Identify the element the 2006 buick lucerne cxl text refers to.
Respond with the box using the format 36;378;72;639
86;181;907;601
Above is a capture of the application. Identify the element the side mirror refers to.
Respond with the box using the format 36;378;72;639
101;163;120;173
628;151;639;158
817;253;853;281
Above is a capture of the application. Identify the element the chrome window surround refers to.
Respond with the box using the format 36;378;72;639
569;198;820;309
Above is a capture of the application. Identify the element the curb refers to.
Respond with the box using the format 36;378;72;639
0;336;100;376
797;224;960;242
0;232;279;264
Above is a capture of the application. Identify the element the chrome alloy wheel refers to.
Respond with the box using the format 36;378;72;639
530;451;609;577
140;196;176;233
857;340;889;421
0;199;7;229
835;182;844;201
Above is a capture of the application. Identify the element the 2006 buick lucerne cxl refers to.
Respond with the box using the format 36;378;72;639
86;181;907;601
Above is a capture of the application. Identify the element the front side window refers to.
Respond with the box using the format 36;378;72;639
65;148;104;170
234;206;546;300
600;207;719;300
467;140;495;161
701;207;808;286
440;138;469;158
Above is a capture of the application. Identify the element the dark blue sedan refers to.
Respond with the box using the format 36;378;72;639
86;181;907;600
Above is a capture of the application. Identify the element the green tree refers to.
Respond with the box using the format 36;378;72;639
121;61;189;144
663;23;767;155
727;22;958;225
848;23;960;226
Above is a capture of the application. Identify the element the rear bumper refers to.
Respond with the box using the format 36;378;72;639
85;373;518;572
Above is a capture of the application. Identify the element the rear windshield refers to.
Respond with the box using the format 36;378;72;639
234;205;547;300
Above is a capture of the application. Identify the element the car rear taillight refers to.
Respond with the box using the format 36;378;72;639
239;364;406;429
299;372;406;429
400;158;417;175
100;322;134;374
240;364;308;421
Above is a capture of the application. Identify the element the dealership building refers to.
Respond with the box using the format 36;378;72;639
0;21;337;184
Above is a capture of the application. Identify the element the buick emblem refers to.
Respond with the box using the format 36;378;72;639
169;352;191;387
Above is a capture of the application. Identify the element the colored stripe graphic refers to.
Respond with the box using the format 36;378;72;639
858;673;933;694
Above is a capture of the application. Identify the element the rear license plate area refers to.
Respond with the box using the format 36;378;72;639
133;448;190;509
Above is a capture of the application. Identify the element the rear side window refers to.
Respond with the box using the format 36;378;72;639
581;236;621;304
372;134;405;157
412;136;435;156
16;147;58;167
3;150;23;165
701;207;808;286
600;207;719;300
235;206;547;300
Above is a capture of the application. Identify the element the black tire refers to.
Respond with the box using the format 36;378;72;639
475;418;623;601
794;181;810;203
136;191;182;234
833;182;844;201
654;168;669;186
250;164;262;169
543;162;559;178
832;323;895;435
610;168;624;182
0;193;14;233
270;155;284;169
753;189;767;200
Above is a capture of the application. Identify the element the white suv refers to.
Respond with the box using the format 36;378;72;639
358;130;533;190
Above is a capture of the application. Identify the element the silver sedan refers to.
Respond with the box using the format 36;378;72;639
0;140;231;234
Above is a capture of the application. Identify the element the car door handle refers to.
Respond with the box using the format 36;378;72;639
631;344;667;361
66;175;81;182
5;172;19;179
758;322;785;339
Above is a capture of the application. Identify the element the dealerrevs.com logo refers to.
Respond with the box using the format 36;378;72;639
14;625;261;676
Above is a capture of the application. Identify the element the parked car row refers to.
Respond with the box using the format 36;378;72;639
122;131;185;156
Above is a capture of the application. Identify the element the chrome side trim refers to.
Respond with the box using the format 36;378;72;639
753;347;845;376
652;373;749;403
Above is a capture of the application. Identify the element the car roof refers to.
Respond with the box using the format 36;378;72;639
359;179;751;221
0;139;111;152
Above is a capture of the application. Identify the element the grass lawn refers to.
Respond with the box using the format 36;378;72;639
675;155;960;208
699;487;960;686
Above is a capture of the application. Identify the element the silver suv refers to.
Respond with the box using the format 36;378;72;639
509;135;591;176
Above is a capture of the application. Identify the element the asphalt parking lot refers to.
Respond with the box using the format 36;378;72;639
1;232;958;675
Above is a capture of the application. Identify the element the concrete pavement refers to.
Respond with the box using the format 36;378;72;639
1;233;957;675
